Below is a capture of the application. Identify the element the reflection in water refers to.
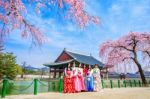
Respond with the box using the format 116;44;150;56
0;80;61;95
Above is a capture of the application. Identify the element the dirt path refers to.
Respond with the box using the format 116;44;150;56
5;88;150;99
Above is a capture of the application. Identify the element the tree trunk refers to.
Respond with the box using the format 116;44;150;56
138;65;147;86
133;58;147;86
21;74;23;78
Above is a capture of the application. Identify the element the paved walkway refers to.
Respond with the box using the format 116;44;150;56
5;88;150;99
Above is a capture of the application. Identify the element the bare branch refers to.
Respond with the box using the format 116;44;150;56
115;45;133;52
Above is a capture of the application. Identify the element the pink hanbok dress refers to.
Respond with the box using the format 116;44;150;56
72;67;80;92
77;68;86;91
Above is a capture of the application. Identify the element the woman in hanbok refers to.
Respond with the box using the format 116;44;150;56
83;64;88;77
64;63;75;93
83;64;88;90
86;65;94;91
72;62;80;92
93;64;102;92
77;63;86;91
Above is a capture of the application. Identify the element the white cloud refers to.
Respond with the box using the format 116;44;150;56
109;4;123;15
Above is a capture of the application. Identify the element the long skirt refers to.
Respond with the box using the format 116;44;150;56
86;76;94;91
78;76;86;91
93;77;101;91
73;76;80;92
64;76;75;93
73;76;85;92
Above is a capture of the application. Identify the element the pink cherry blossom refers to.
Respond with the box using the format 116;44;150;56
0;0;100;45
99;32;150;85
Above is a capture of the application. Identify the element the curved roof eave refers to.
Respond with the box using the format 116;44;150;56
43;59;74;67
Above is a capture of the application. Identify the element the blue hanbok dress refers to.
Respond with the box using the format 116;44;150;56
86;70;94;91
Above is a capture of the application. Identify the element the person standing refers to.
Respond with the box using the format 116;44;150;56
83;64;88;77
83;64;88;90
64;63;75;93
72;62;80;92
93;64;102;92
86;65;94;92
77;63;86;91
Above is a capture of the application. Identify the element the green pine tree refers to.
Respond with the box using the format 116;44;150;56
0;45;23;80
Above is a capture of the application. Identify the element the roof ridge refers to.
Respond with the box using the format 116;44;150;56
65;50;90;57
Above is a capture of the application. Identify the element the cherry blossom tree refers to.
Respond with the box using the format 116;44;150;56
0;0;100;45
99;32;150;86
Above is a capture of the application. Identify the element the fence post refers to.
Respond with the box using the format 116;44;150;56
118;80;120;88
129;80;132;87
52;82;55;91
48;82;51;92
34;79;38;95
110;80;113;88
59;78;63;92
1;79;8;98
54;81;58;91
138;80;141;87
123;80;126;88
101;79;105;89
134;80;136;87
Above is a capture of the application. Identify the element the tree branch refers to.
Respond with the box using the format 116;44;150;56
145;51;150;58
122;57;133;62
116;45;133;52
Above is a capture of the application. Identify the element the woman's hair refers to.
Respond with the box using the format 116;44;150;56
88;65;92;69
94;64;98;68
78;63;82;68
66;67;72;70
66;63;72;70
83;64;86;68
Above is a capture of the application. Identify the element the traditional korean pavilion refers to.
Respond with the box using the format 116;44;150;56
44;48;104;78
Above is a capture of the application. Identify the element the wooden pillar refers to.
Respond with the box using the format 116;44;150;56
106;68;109;80
54;68;56;78
59;68;61;78
49;67;51;79
100;69;102;78
59;72;61;78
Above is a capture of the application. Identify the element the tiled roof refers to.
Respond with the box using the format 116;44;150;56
44;49;104;68
44;59;74;66
65;50;104;67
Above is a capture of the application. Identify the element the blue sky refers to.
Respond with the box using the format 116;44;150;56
4;0;150;68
